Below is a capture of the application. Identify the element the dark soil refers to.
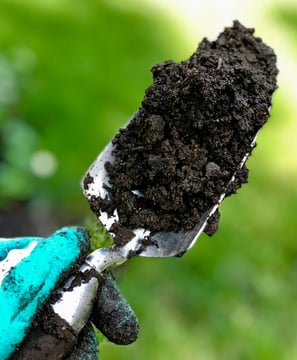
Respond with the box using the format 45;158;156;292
89;21;278;242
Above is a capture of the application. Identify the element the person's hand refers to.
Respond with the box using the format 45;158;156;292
0;227;139;359
65;271;139;360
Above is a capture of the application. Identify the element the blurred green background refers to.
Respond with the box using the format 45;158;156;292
0;0;296;359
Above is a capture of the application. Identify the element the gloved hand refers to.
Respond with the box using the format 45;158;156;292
0;227;139;360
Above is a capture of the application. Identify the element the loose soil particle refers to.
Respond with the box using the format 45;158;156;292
92;21;278;242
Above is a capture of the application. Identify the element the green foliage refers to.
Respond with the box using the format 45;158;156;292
0;0;184;213
85;214;113;252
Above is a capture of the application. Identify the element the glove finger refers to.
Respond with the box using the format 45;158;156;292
91;271;139;345
65;321;99;360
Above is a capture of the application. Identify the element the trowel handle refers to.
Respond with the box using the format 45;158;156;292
50;246;128;334
51;265;101;334
13;262;101;360
14;246;132;359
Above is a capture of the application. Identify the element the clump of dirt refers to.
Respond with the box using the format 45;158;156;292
90;21;278;241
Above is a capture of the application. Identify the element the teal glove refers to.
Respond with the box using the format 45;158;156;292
0;227;139;360
0;227;89;359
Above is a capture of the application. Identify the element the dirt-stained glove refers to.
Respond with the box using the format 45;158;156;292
0;227;138;360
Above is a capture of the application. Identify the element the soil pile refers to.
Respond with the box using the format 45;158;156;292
91;21;278;240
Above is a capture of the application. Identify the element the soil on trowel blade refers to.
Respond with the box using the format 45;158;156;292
87;21;278;243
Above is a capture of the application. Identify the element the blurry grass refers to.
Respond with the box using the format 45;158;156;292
85;213;113;252
0;0;186;214
273;5;297;51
